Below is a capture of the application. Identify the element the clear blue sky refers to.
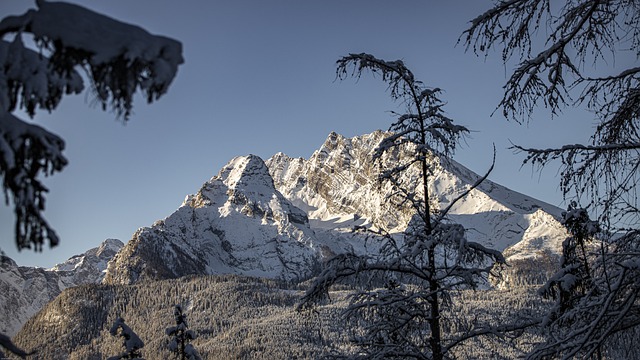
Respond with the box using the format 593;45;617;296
1;0;594;267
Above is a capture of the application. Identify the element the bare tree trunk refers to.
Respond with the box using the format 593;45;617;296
428;243;443;360
421;143;442;360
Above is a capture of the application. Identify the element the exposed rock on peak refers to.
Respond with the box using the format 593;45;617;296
1;131;572;340
268;131;565;254
219;154;275;191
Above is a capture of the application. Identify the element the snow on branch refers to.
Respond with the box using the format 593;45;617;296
336;53;469;161
0;38;83;117
300;53;510;359
514;142;640;156
166;304;201;360
0;1;183;252
0;110;65;250
462;0;638;123
108;317;145;360
513;139;640;226
0;0;184;119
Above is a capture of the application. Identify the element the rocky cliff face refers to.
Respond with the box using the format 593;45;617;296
104;131;568;286
267;131;566;258
0;239;123;336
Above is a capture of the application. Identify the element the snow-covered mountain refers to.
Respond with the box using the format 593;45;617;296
268;131;567;256
104;131;568;285
0;239;123;336
103;155;326;284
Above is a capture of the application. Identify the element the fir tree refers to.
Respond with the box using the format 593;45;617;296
463;1;640;357
108;317;145;360
166;305;201;360
0;0;183;252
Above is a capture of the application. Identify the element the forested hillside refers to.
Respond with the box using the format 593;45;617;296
5;274;591;359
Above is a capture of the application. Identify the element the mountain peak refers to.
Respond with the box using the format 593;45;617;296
104;154;318;284
105;130;566;286
96;238;124;257
218;154;275;192
49;238;123;273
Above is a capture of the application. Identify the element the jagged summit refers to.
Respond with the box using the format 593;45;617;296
50;238;123;273
2;131;571;338
185;155;308;226
103;154;321;285
102;131;567;287
267;131;565;256
218;154;276;192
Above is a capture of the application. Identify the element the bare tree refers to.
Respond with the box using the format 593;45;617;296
0;0;183;252
462;1;640;357
299;53;523;360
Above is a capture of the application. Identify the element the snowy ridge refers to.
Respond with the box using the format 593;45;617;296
104;131;568;287
0;238;123;336
267;131;567;258
1;131;570;337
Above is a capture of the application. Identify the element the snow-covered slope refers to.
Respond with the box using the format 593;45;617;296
103;155;327;284
0;239;123;336
104;131;568;286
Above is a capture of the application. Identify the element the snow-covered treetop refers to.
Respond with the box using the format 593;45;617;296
109;317;144;360
561;201;599;238
166;304;201;360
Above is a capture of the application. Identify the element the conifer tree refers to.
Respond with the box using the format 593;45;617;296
166;305;201;360
0;0;183;252
108;317;145;360
463;1;640;357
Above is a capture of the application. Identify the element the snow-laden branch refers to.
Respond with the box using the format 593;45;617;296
0;110;65;250
0;1;183;252
0;0;184;119
299;53;509;359
513;141;640;155
108;317;145;360
0;38;83;116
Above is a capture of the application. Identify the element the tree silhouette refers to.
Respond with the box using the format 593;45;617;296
463;1;640;357
0;0;183;252
299;53;526;359
166;304;201;360
108;317;145;360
